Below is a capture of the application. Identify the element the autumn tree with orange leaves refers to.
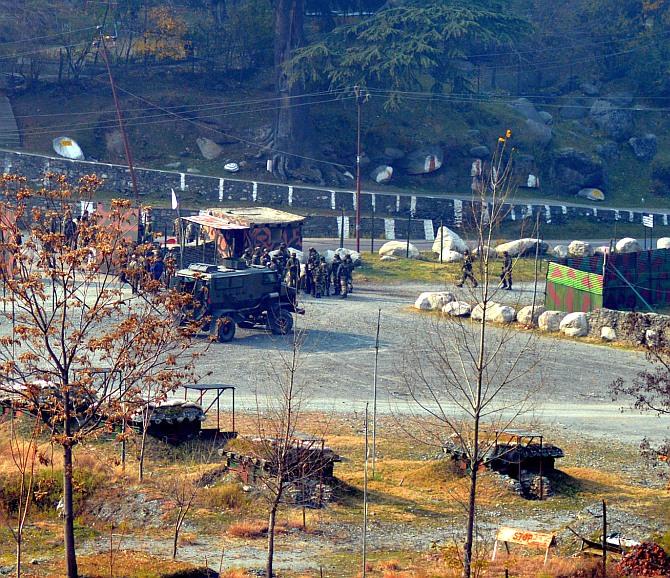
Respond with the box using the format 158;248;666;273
0;173;202;578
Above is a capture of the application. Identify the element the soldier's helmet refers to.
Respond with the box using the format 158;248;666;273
464;249;470;255
280;242;286;249
345;254;352;261
320;256;326;262
503;251;509;256
334;254;341;260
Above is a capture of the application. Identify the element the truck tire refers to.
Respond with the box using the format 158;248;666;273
269;308;293;335
213;315;236;343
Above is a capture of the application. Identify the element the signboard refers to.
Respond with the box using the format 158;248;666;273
643;214;654;228
492;526;556;565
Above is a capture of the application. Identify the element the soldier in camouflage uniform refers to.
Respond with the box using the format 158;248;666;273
331;254;342;295
318;256;330;297
456;249;478;288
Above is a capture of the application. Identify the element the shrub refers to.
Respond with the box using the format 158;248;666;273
227;520;268;538
202;483;247;511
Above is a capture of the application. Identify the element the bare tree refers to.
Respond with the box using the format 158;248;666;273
0;414;43;578
0;173;201;578
161;466;201;560
399;136;541;578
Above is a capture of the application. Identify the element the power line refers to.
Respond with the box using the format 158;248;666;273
0;25;100;47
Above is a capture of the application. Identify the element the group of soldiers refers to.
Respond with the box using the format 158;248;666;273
118;244;177;293
241;244;355;298
456;249;513;290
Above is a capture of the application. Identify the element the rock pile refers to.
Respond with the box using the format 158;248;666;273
617;543;670;576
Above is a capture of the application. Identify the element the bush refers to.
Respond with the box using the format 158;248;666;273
227;520;268;538
651;158;670;195
202;483;247;511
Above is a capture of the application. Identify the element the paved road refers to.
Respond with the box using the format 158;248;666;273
191;281;662;444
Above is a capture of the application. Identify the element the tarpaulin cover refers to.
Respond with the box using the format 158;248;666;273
547;262;603;295
182;215;249;230
545;281;603;312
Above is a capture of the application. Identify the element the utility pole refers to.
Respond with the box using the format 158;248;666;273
98;28;141;244
354;86;366;253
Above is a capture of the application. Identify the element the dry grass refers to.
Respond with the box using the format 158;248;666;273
227;520;268;538
201;483;247;510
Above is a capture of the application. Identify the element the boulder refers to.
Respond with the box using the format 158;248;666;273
379;241;420;259
196;137;223;160
371;165;393;184
473;245;493;259
551;148;604;194
469;145;490;159
615;237;641;254
384;147;405;161
594;246;611;256
495;238;548;257
568;240;594;257
511;97;544;123
414;292;455;311
589;99;634;142
439;250;463;263
657;237;670;250
552;245;568;259
432;226;468;254
517;305;546;326
521;118;553;146
560;312;589;337
442;301;472;317
471;302;500;322
380;255;398;262
577;188;605;201
334;248;361;265
628;134;658;162
601;327;617;341
400;146;444;175
538;111;553;125
538;311;566;332
490;305;517;324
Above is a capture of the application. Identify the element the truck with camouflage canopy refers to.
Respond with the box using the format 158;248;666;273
171;260;303;342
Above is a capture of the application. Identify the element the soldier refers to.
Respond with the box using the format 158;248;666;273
277;242;290;266
306;247;320;296
339;254;353;298
242;248;253;266
151;254;165;285
331;254;342;295
287;252;300;288
500;251;513;290
251;246;262;266
63;210;77;249
185;221;197;244
318;256;330;297
456;249;478;288
343;254;354;295
164;251;177;286
261;247;271;267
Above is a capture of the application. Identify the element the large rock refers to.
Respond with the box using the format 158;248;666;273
471;302;499;322
657;237;670;250
196;137;223;160
568;240;594;257
511;97;544;123
594;246;611;256
552;245;568;259
334;248;361;265
577;188;605;201
439;250;463;263
495;238;548;257
473;245;493;260
469;145;490;159
414;292;455;311
551;148;604;194
629;134;658;162
442;301;471;317
560;312;589;337
371;165;393;184
379;241;420;259
538;311;566;332
601;327;617;341
521;119;553;146
432;226;467;254
517;305;546;326
400;146;444;175
471;302;515;324
615;237;641;254
589;100;634;142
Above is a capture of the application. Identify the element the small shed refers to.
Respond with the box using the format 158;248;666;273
545;249;670;313
183;207;304;260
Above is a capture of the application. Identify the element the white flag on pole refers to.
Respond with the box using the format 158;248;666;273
643;214;654;228
171;188;179;210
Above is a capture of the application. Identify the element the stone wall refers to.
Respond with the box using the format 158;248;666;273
4;148;670;239
587;308;670;345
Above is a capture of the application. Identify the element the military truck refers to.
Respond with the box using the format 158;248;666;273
171;261;303;342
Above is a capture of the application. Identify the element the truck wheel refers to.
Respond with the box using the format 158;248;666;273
269;308;293;335
213;315;236;343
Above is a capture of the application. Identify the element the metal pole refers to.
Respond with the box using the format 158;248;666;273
362;402;369;578
355;86;362;253
370;208;375;254
372;309;381;478
440;219;444;264
98;31;141;244
340;208;345;249
602;500;607;577
531;212;540;319
405;212;411;259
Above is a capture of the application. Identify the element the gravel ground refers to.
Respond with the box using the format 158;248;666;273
193;279;662;444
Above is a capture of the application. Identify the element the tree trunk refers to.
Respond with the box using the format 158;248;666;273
16;533;21;578
172;519;179;560
463;435;479;578
63;443;78;578
266;504;278;578
272;0;308;179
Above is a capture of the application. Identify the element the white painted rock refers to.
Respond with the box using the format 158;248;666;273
380;255;398;262
471;302;497;322
473;245;493;259
552;245;568;258
334;248;361;265
442;301;471;317
538;310;566;332
594;245;610;256
615;237;641;254
495;238;546;257
440;250;463;263
490;305;517;324
517;305;546;326
379;241;420;259
657;237;670;250
577;187;605;201
432;226;468;254
601;327;616;341
196;137;223;160
371;165;393;184
560;312;589;337
568;240;593;257
414;292;455;311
